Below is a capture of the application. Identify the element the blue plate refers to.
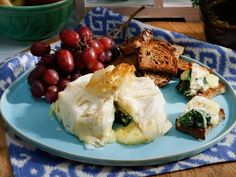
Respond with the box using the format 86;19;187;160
1;56;236;166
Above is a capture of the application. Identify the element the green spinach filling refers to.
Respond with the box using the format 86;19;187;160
114;102;132;127
176;70;192;96
176;80;191;96
178;109;211;129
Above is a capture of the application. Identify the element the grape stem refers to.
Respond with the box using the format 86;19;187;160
110;5;145;39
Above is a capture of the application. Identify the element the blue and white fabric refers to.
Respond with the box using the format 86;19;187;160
0;7;236;177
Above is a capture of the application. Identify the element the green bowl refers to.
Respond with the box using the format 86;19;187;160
0;0;73;41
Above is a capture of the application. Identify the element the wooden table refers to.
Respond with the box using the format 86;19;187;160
0;22;236;177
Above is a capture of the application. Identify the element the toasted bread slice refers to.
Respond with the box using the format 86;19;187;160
176;108;225;140
143;71;172;88
120;29;153;55
196;82;226;99
138;40;178;75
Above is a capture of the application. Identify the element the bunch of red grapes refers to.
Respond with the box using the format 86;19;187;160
28;26;120;103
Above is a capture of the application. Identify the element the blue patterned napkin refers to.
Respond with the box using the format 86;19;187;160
1;7;236;177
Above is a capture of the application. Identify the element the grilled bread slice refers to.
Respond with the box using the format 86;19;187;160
138;40;178;75
120;29;153;55
176;96;225;140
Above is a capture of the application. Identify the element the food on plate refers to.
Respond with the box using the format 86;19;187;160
143;72;172;88
28;26;119;102
52;64;172;147
111;30;184;87
176;96;225;140
138;39;178;75
176;63;225;98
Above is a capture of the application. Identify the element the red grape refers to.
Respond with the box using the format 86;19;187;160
56;49;74;73
105;50;112;62
87;39;104;55
97;50;112;63
60;29;80;49
110;47;121;59
45;86;58;103
81;47;98;69
30;42;51;57
90;62;104;72
31;80;46;98
28;65;47;85
44;69;59;86
71;73;81;81
74;51;85;70
61;74;71;80
99;36;114;51
76;26;93;42
97;51;107;63
57;79;70;91
41;54;55;67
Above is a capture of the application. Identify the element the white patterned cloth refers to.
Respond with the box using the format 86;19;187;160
0;7;236;177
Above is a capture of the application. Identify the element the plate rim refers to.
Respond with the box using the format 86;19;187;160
1;55;236;166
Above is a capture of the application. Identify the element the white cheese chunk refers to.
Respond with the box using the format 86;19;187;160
206;74;219;88
189;63;209;95
189;63;220;96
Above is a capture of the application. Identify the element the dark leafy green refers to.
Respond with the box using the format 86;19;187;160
114;102;132;127
178;109;211;129
176;70;192;96
176;80;191;96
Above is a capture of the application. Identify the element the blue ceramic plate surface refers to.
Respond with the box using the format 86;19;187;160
1;56;236;166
